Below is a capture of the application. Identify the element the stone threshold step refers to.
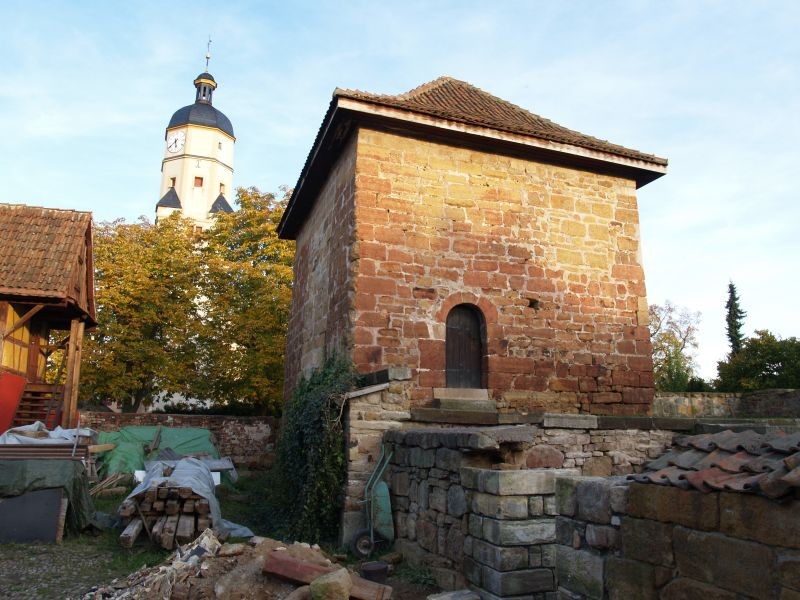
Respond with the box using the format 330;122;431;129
411;408;543;426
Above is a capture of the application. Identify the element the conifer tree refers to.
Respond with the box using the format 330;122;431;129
725;281;747;356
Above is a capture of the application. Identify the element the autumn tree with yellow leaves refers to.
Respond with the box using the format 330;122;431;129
80;187;294;414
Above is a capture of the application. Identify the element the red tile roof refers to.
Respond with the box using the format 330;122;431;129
335;76;667;166
631;429;800;499
0;203;92;301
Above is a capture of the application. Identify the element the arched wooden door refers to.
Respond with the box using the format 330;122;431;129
446;304;484;388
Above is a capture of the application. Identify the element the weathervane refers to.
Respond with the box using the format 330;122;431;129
205;37;212;70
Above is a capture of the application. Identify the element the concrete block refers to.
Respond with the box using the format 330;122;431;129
555;545;604;599
543;413;598;429
482;518;556;546
482;565;555;595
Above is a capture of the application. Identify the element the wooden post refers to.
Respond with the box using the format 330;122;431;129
0;301;6;367
61;318;85;428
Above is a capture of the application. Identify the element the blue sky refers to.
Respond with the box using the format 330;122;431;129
1;1;798;378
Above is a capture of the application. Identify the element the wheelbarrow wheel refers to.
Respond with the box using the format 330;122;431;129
350;528;376;558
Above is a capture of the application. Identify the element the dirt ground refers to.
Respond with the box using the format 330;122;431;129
0;475;439;600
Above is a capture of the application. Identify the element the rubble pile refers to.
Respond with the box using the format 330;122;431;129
83;530;393;600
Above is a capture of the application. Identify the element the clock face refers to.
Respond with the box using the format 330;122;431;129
166;130;186;153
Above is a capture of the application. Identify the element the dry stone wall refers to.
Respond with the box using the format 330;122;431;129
654;389;800;419
383;423;678;599
554;476;800;599
81;411;277;468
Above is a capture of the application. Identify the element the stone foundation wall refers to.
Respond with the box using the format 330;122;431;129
383;423;677;599
554;476;800;598
654;389;800;418
81;411;277;468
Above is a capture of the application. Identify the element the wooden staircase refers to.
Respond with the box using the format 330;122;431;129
11;383;64;429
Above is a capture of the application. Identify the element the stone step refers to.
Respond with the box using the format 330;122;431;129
434;388;490;401
438;398;497;412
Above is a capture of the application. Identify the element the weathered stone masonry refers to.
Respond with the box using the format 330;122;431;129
351;128;654;415
279;78;667;416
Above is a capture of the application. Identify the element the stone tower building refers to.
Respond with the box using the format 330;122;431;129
156;70;235;229
278;77;667;416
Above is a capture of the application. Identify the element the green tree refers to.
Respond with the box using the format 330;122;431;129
725;281;747;356
649;301;701;392
196;187;295;414
81;215;204;411
716;330;800;391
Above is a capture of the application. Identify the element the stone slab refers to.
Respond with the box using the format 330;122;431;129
435;388;491;401
543;414;598;429
482;518;556;546
481;565;555;595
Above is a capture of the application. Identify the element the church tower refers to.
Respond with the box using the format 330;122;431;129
156;58;235;229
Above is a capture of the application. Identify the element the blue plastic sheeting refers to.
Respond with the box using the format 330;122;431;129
97;426;219;475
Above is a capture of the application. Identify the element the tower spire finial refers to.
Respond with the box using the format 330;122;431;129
205;36;212;70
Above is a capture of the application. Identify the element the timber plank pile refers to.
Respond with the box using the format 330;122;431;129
119;483;212;549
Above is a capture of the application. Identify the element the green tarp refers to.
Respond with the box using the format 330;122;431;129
0;459;94;533
97;426;218;476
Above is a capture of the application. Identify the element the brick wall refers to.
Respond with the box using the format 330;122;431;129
81;411;277;468
555;477;800;598
349;127;653;415
283;135;358;400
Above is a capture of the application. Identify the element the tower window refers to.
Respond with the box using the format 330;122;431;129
169;177;176;188
194;177;204;187
218;142;222;150
219;183;225;194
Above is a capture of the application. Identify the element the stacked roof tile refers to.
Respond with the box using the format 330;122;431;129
335;76;667;166
0;203;92;299
631;429;800;499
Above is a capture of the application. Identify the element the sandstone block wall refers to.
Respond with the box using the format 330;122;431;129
554;476;800;599
349;127;654;415
383;424;677;599
654;389;800;419
283;136;358;400
81;411;277;467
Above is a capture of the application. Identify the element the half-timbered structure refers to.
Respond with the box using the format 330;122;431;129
0;204;95;429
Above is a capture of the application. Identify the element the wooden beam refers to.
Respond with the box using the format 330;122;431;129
61;318;84;428
2;304;44;340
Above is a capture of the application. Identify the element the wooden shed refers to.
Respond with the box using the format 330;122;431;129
0;203;96;429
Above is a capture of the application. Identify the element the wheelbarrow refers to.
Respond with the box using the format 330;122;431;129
349;443;395;558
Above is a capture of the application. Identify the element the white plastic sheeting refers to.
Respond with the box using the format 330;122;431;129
0;421;95;445
126;457;253;538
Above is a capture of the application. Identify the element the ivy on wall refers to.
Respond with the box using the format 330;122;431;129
266;355;357;543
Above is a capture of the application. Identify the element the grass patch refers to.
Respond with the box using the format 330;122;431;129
392;563;437;587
